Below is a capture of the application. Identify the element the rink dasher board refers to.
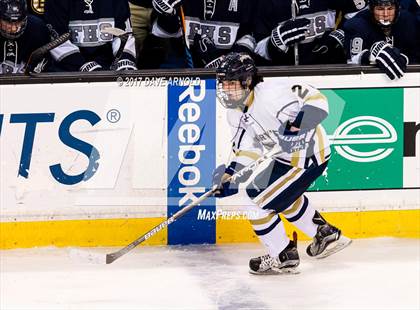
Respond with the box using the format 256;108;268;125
0;73;419;248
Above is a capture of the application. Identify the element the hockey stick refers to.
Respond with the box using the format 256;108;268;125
291;0;299;66
178;6;194;68
103;146;283;264
101;27;133;70
24;32;70;76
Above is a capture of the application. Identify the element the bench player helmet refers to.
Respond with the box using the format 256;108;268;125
369;0;400;30
216;52;262;109
0;0;27;39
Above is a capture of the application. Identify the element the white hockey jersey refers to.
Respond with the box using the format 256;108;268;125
226;80;331;169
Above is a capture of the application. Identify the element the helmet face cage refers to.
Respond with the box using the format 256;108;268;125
216;53;257;110
0;0;27;39
369;0;399;29
216;78;251;109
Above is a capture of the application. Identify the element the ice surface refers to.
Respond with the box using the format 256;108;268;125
1;238;419;310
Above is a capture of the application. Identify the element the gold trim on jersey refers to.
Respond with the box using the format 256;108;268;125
234;150;260;161
282;196;303;216
245;90;255;108
304;92;327;103
291;151;300;167
255;167;303;206
249;212;277;226
316;126;326;163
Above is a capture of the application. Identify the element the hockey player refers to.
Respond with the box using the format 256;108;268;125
149;0;257;68
213;52;351;274
1;0;50;74
254;0;368;65
44;0;137;72
343;0;420;80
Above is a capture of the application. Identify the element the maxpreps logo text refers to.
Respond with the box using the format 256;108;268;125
328;115;418;162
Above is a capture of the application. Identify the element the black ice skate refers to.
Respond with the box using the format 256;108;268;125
249;240;300;275
306;211;352;259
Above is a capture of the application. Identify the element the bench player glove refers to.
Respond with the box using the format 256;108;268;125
271;18;310;53
312;30;345;63
115;59;137;71
369;41;408;80
152;0;181;15
192;33;223;68
79;61;102;72
212;162;252;198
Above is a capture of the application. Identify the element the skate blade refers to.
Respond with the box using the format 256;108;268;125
249;266;300;275
316;235;352;259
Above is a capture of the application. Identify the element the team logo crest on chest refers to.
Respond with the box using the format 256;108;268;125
31;0;45;14
84;0;94;14
241;113;254;125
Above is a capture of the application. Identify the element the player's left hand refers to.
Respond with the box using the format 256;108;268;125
369;41;408;80
115;59;137;71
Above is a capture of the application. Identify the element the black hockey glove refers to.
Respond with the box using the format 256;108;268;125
192;33;223;68
115;59;137;71
79;61;102;72
212;162;252;198
152;0;181;15
270;18;310;53
369;41;408;80
312;29;346;64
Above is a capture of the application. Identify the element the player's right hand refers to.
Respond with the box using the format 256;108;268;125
369;41;408;80
152;0;182;16
270;18;310;52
